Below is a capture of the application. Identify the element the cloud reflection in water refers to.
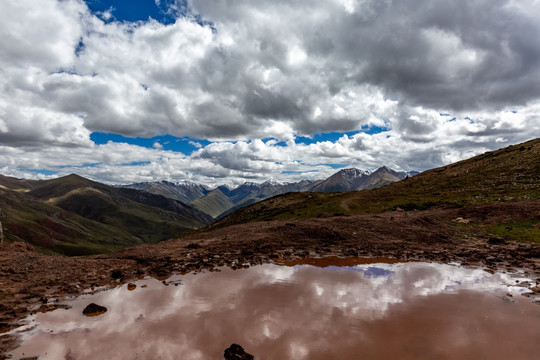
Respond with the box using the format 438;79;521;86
9;262;540;360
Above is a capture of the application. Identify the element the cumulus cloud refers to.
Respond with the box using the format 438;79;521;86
0;0;538;184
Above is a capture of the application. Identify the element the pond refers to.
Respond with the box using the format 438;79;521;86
7;259;540;360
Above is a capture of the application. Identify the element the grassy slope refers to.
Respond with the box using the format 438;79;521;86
214;138;540;228
190;189;234;218
28;175;210;241
0;187;140;255
0;174;39;192
0;174;211;255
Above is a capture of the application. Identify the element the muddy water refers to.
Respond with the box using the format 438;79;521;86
8;260;540;360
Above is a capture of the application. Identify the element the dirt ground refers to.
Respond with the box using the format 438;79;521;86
1;201;540;358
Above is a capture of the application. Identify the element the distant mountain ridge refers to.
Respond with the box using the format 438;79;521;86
122;180;212;204
123;166;417;219
0;174;212;256
212;138;540;228
0;165;417;255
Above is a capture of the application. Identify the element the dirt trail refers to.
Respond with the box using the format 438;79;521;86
1;201;539;357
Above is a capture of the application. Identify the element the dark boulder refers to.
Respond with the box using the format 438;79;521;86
111;269;123;279
82;303;107;317
488;237;505;245
224;343;254;360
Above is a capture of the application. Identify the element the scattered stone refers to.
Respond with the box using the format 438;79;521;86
224;344;254;360
40;304;70;313
516;281;531;288
488;237;505;245
111;269;123;279
453;217;471;224
501;295;515;303
127;283;136;291
0;323;10;334
82;303;107;317
161;279;182;286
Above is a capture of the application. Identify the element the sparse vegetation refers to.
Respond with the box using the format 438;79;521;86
483;221;540;244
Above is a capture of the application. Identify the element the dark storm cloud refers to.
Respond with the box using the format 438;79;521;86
339;0;540;110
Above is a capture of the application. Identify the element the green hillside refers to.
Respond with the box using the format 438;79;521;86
0;186;140;255
0;174;212;255
190;189;234;218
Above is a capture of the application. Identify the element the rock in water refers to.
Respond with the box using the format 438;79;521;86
82;303;107;317
224;344;254;360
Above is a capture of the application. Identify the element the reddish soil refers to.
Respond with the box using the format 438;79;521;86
1;201;540;358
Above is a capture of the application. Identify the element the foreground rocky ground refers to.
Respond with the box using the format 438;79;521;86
1;201;539;357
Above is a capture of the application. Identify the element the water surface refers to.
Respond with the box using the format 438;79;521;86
9;261;540;360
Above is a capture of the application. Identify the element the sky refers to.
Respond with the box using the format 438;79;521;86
0;0;539;186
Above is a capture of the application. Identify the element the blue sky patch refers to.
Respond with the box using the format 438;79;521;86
90;132;211;155
295;131;358;145
295;126;389;145
362;125;390;135
85;0;177;24
59;163;100;169
18;169;58;176
121;161;152;166
91;128;390;156
262;138;288;147
281;170;318;175
320;163;347;169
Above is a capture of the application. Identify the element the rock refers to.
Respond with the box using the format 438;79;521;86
82;303;107;317
452;217;471;224
488;237;505;245
40;304;69;313
111;269;123;279
127;283;136;291
224;344;254;360
0;322;11;334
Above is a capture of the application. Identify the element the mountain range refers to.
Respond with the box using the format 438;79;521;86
0;165;414;255
123;166;418;218
3;135;537;258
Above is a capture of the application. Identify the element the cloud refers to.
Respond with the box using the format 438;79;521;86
0;0;539;184
188;140;202;148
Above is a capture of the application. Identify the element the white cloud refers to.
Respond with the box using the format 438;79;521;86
188;141;202;148
0;0;538;184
